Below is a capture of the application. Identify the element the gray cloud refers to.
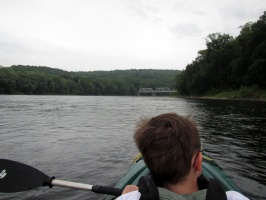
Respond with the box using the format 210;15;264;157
171;23;202;38
124;0;149;19
193;10;206;16
220;7;263;22
0;0;265;71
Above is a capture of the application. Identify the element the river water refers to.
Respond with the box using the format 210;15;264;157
0;95;265;200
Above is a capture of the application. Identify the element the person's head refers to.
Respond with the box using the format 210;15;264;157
134;113;201;185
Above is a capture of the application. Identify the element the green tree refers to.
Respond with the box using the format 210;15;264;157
205;33;235;90
0;68;17;93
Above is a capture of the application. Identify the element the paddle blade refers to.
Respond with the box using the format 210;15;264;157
0;159;51;193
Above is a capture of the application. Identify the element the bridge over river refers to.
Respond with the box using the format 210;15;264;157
138;87;177;96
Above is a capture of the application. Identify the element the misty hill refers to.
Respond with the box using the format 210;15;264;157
0;65;181;95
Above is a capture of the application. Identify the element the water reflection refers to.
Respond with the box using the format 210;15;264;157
186;98;266;199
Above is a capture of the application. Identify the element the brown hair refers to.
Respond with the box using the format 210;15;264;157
134;113;201;185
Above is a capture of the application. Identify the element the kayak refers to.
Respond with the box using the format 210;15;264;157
0;152;243;198
105;151;242;200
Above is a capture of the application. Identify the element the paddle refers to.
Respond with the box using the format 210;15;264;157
0;159;123;196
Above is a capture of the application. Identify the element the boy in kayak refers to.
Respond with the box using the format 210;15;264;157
117;113;249;200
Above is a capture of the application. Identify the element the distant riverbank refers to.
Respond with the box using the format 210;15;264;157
196;96;266;102
209;87;266;101
177;86;266;102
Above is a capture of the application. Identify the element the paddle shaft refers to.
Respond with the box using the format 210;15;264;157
51;179;123;196
52;179;93;190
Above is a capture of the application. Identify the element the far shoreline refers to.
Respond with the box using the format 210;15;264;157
1;93;265;102
182;96;266;102
175;87;266;102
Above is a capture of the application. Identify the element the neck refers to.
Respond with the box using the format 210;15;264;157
163;174;199;195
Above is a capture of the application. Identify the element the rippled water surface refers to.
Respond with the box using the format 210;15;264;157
0;95;265;199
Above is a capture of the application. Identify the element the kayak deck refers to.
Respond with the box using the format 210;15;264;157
106;152;241;199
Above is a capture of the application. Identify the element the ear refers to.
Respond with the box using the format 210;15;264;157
194;152;203;171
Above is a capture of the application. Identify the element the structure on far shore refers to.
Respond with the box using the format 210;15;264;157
138;87;177;96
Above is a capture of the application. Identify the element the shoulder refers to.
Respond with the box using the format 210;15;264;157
158;187;207;200
116;190;141;200
226;191;249;200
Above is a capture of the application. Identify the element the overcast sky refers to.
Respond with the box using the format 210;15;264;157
0;0;265;72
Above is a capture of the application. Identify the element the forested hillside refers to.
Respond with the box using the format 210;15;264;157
0;65;180;95
176;11;266;96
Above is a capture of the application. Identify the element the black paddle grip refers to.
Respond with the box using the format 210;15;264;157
92;185;123;196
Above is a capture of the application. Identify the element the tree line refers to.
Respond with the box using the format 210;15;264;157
176;11;266;95
0;65;180;95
